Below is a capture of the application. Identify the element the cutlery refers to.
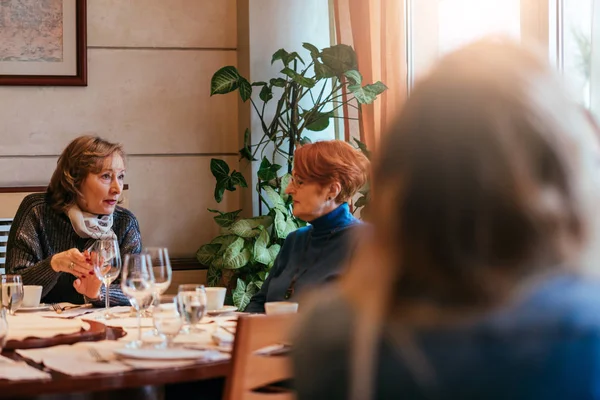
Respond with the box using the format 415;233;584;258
88;347;110;363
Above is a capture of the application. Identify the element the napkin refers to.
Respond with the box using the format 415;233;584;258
0;355;51;381
6;315;84;340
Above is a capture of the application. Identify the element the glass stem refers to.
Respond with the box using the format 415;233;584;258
137;308;142;341
104;280;110;314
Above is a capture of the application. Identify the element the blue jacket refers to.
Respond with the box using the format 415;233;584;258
245;203;360;313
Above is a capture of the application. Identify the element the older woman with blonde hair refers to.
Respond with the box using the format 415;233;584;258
293;39;600;399
245;140;369;313
6;135;141;306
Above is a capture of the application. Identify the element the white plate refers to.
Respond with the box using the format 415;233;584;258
113;347;210;360
16;304;52;312
207;306;238;316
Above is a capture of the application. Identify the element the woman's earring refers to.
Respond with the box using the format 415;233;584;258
327;197;332;201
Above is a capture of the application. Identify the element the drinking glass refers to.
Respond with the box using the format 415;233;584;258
1;275;23;315
144;247;172;297
152;295;183;348
89;239;121;320
121;253;155;348
178;284;207;334
0;308;7;351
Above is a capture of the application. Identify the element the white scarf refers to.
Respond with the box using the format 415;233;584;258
66;204;117;240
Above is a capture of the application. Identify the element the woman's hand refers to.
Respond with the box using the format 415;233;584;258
50;248;93;278
73;274;102;299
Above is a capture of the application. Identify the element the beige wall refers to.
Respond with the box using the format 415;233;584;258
0;0;241;258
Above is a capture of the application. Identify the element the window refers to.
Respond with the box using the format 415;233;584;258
409;0;522;86
558;0;598;118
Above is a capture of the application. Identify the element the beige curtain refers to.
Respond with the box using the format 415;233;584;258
333;0;408;151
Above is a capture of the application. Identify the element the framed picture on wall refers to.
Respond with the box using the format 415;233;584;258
0;0;87;86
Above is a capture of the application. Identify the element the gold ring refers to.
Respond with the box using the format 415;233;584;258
69;262;75;270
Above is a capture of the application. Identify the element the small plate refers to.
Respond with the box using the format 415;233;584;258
113;347;210;360
17;304;52;312
207;306;238;316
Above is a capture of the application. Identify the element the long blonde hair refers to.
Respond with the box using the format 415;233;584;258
342;38;600;399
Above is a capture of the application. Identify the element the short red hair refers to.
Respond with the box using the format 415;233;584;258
293;140;370;203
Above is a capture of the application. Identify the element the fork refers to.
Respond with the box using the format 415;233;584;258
51;303;63;314
88;347;110;363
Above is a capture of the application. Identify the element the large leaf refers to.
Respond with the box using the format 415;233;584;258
239;128;256;161
270;78;287;88
233;279;259;310
207;267;222;286
257;157;282;182
314;60;336;79
274;209;287;238
321;44;358;76
210;66;240;95
239;77;252;102
268;244;282;262
214;181;226;203
272;49;305;66
210;159;230;178
283;217;298;238
303;110;333;132
280;173;293;196
224;248;251;269
248;215;274;229
344;69;363;85
223;237;245;261
259;85;273;103
230;219;262;238
207;208;242;227
196;243;221;265
253;228;272;265
349;81;388;104
263;186;286;210
281;67;316;88
302;42;320;59
210;234;239;251
230;171;248;188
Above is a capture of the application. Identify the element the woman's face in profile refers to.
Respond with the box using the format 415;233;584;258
285;173;330;222
77;154;125;215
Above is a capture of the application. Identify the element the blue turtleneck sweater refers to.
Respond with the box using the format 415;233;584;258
245;203;361;313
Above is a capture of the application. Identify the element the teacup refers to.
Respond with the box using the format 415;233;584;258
265;301;298;315
205;287;226;311
22;285;43;308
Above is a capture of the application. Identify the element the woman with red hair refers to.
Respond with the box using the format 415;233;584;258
245;140;369;313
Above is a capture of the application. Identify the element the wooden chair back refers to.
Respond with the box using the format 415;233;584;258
224;313;297;400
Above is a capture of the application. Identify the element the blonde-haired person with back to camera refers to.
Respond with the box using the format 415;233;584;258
245;140;369;313
293;39;600;400
6;135;141;306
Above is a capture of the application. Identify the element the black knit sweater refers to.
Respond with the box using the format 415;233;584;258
5;193;142;306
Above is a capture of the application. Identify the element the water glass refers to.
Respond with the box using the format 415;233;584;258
89;239;121;320
152;295;183;348
121;253;155;348
1;275;24;315
178;284;207;334
0;308;7;351
144;247;172;296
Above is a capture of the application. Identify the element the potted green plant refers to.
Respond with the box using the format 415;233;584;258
197;43;385;310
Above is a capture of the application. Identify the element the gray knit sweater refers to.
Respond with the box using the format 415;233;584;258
5;193;142;306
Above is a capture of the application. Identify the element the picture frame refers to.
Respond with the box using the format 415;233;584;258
0;0;87;86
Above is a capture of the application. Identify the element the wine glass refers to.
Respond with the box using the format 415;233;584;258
152;295;183;348
0;308;7;351
178;284;207;334
1;275;23;315
121;253;155;349
144;247;172;297
89;240;121;320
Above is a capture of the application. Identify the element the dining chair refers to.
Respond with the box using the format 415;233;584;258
223;313;297;400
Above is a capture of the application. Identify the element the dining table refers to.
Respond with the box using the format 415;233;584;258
0;305;238;400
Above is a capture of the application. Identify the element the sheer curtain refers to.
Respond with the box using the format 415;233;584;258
333;0;408;151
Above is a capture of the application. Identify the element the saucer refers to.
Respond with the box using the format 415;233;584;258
17;304;52;312
206;306;238;316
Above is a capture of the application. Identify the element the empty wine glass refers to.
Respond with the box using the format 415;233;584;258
89;239;121;320
152;295;183;348
144;247;172;296
1;275;23;315
0;308;7;351
178;284;207;334
121;253;155;349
